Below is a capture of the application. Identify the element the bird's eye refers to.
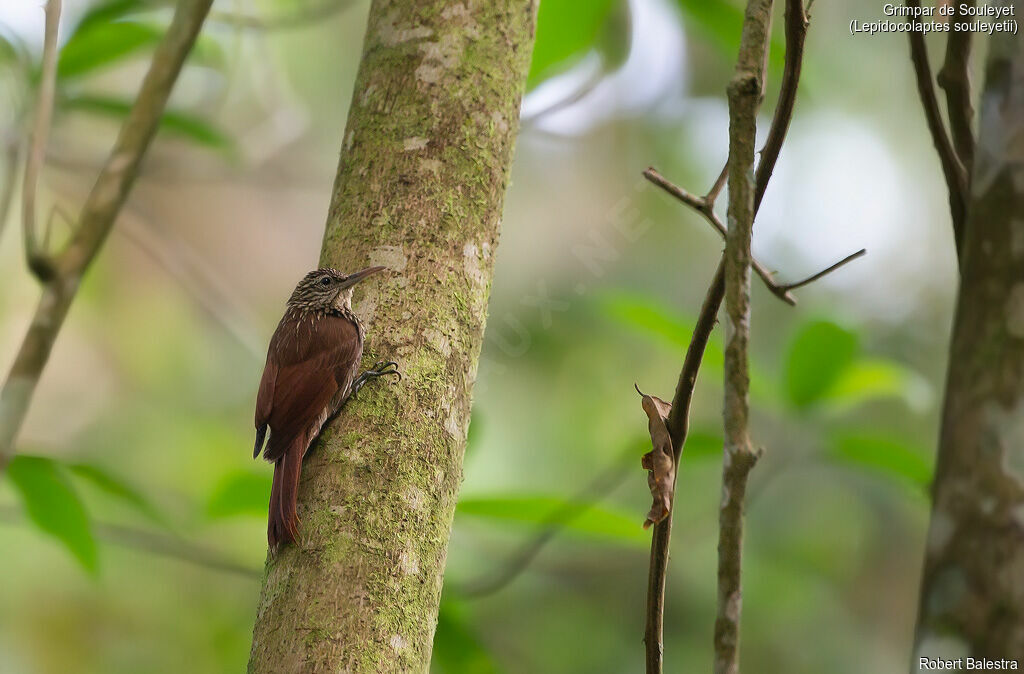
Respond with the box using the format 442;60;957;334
320;277;332;287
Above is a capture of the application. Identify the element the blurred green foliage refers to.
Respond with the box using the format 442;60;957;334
784;320;860;408
68;462;167;526
675;0;785;75
456;495;647;545
8;456;98;574
1;0;230;160
206;471;270;519
62;95;235;151
57;21;165;79
529;0;619;86
829;432;931;493
433;602;499;674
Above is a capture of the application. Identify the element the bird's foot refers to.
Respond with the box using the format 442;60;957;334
352;360;401;396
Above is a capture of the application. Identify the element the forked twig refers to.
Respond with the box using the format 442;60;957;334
640;1;866;671
905;0;968;255
936;0;976;175
643;167;863;304
753;0;808;212
643;167;796;306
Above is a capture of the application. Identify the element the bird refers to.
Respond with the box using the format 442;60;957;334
253;266;399;548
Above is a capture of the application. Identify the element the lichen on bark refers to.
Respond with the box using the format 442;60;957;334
247;1;536;672
913;20;1024;662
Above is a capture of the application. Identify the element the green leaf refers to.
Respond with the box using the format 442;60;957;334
676;0;743;47
62;95;235;151
432;602;499;674
595;290;729;368
529;0;618;87
820;358;932;412
596;291;791;403
68;462;166;526
675;0;785;77
7;455;98;573
207;471;271;519
58;21;165;80
73;0;156;35
783;320;859;409
596;291;695;349
455;495;646;545
828;432;932;492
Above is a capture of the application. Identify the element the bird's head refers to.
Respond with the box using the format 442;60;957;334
287;266;386;314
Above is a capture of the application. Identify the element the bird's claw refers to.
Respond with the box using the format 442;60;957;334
351;360;402;396
369;360;401;381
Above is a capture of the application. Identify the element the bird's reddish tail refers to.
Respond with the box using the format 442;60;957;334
268;445;303;548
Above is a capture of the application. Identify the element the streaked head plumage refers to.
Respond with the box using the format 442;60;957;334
286;266;386;314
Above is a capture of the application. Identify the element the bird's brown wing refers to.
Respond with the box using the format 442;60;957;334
253;351;277;457
255;314;362;462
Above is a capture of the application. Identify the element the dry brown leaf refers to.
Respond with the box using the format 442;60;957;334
638;388;674;529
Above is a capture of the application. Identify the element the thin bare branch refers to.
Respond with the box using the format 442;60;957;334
119;208;265;359
0;0;215;474
644;260;726;674
0;505;260;579
936;0;976;174
644;165;865;302
906;0;968;257
643;4;829;670
753;0;808;212
20;0;61;281
717;0;775;672
707;162;730;204
455;448;635;599
96;520;261;578
644;166;707;211
779;248;866;292
643;167;797;306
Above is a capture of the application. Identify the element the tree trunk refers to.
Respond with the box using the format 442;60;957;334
247;1;536;671
913;26;1024;663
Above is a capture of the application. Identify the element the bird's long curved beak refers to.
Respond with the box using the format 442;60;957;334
339;265;387;289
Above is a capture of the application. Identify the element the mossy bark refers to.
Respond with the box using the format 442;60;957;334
248;1;536;671
913;23;1024;662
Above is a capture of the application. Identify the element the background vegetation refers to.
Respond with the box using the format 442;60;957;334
0;0;965;671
